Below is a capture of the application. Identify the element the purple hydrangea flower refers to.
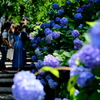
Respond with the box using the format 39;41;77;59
71;30;80;38
78;24;83;29
73;38;83;50
89;23;100;49
48;79;59;89
52;3;59;9
76;8;83;13
74;13;82;20
81;5;88;9
43;54;60;68
78;44;100;68
63;99;69;100
45;34;53;44
34;60;44;69
44;28;52;35
70;65;95;87
31;55;37;62
52;31;60;39
12;71;45;100
57;9;65;15
60;17;68;25
55;17;61;22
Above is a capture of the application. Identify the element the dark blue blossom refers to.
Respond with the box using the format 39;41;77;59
40;23;46;29
73;38;83;50
43;54;60;68
94;0;100;3
78;24;83;29
60;17;68;25
12;71;45;100
88;0;93;3
57;9;65;15
89;23;100;49
55;17;61;22
52;31;60;39
45;23;50;28
76;8;83;13
53;24;61;29
41;47;48;52
44;28;52;35
49;10;54;14
74;13;82;20
45;74;52;81
37;37;41;42
48;79;58;89
31;55;37;62
63;26;68;29
40;79;47;86
67;0;72;5
81;5;88;9
32;43;38;49
52;3;60;9
71;30;80;38
34;60;44;69
78;44;100;68
45;34;53;44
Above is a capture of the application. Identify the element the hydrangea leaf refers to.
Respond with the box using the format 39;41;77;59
83;33;91;44
50;69;59;78
89;91;100;100
62;51;71;57
86;21;98;27
41;66;59;78
67;75;78;92
70;87;75;100
92;66;100;77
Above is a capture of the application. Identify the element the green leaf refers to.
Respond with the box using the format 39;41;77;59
89;91;100;100
92;66;100;77
86;21;98;27
63;51;71;57
70;87;75;100
41;66;59;78
50;69;59;78
67;75;78;91
83;33;91;44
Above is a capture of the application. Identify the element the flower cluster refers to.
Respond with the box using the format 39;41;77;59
43;54;60;68
12;71;45;100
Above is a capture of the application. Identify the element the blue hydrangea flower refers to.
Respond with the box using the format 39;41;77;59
49;10;54;14
45;23;50;28
73;38;83;50
70;65;95;87
29;33;35;40
40;79;47;86
63;26;68;29
78;44;100;68
31;55;37;62
48;79;58;89
37;37;41;42
88;0;93;3
52;31;60;39
41;47;48;52
45;74;52;81
76;8;83;13
45;34;53;44
12;71;45;100
50;20;55;24
63;99;69;100
94;0;100;3
78;24;83;29
53;24;61;29
67;0;72;5
74;13;82;20
34;60;44;69
57;9;65;15
43;54;60;68
52;3;59;9
71;30;80;38
89;23;100;49
55;17;61;22
54;98;62;100
60;17;68;25
32;43;38;49
35;48;43;56
40;23;46;29
44;28;52;35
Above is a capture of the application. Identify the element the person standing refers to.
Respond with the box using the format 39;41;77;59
0;22;12;72
11;24;27;71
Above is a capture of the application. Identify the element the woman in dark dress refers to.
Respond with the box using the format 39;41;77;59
11;24;27;71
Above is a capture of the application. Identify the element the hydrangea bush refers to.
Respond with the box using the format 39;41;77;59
14;0;100;100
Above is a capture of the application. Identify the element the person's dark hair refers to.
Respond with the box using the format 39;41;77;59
3;22;11;29
14;24;22;35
